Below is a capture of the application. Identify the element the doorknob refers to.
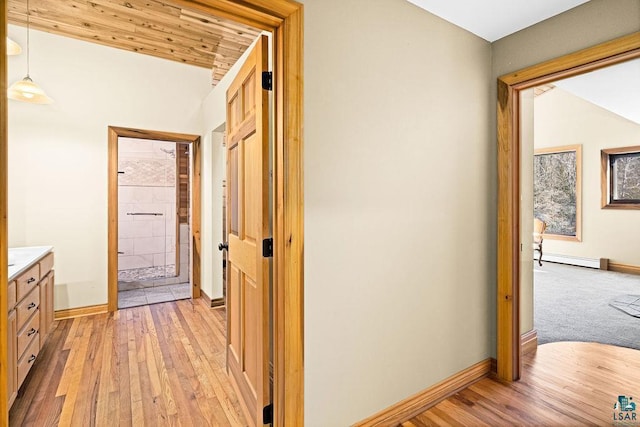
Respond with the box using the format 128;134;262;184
218;242;228;251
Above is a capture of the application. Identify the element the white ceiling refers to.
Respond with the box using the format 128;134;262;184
554;58;640;125
406;0;591;42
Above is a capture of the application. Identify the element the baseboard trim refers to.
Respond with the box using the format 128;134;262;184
201;289;225;308
353;358;493;426
608;262;640;276
521;329;538;355
54;304;109;320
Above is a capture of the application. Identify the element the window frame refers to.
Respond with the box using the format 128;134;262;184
601;145;640;209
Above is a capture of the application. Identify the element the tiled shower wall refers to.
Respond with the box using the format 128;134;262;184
118;138;177;282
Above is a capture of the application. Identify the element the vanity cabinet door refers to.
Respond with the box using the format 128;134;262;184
8;309;17;407
39;273;54;346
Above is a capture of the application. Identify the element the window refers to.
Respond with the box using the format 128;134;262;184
601;146;640;209
534;145;582;241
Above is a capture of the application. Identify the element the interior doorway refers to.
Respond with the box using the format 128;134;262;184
108;127;202;312
496;33;640;381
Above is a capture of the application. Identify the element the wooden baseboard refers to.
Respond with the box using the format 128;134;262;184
521;330;538;355
54;304;109;320
353;358;493;426
201;289;225;308
608;262;640;276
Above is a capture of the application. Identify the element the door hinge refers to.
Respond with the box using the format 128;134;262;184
262;71;273;91
262;238;273;258
263;403;273;424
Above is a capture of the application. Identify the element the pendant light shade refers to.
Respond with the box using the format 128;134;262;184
8;76;53;104
8;0;54;104
7;37;22;55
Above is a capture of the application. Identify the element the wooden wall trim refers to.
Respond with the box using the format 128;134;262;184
200;289;225;308
107;127;201;311
521;330;538;356
496;32;640;384
54;304;109;320
353;359;493;427
0;2;9;422
608;262;640;276
497;78;521;382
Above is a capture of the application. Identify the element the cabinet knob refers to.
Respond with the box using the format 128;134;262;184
28;354;36;363
27;277;36;284
27;302;36;310
27;328;37;337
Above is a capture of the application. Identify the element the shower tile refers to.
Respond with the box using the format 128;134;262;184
134;237;165;255
120;139;153;153
179;224;190;244
180;243;189;261
118;281;146;291
118;255;154;270
152;220;168;237
119;203;134;222
119;186;153;204
118;238;134;255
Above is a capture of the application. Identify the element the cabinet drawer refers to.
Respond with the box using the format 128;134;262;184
17;335;40;388
16;286;40;328
39;253;54;277
8;281;16;311
16;264;40;302
17;310;39;359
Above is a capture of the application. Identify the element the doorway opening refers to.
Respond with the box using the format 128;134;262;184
522;60;640;352
116;138;193;309
108;127;202;312
496;32;640;381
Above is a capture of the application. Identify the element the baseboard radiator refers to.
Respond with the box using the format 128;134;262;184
536;254;640;276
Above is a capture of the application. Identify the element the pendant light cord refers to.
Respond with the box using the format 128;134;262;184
26;0;30;78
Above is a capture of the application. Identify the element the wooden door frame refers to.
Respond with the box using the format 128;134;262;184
496;32;640;381
107;127;202;311
1;1;303;425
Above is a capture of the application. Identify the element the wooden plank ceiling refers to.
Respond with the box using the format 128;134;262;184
7;0;262;85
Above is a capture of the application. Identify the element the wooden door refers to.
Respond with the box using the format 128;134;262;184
225;35;270;426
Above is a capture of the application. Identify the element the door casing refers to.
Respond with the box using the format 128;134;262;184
0;1;304;425
107;127;202;311
496;32;640;381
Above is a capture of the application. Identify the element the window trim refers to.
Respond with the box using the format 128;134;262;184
601;145;640;209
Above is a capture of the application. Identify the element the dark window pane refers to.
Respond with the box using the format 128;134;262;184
612;152;640;201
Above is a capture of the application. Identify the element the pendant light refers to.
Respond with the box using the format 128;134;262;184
7;37;22;56
8;0;53;104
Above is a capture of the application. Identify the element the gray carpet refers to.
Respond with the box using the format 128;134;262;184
534;262;640;350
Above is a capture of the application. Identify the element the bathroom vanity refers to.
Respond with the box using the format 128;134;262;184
7;246;55;408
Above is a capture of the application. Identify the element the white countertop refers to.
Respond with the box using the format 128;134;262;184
8;246;53;282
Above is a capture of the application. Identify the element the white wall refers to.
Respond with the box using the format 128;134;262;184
200;39;257;300
300;0;493;425
534;87;640;265
7;25;210;310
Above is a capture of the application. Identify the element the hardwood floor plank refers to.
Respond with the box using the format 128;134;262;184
11;299;247;426
407;342;640;426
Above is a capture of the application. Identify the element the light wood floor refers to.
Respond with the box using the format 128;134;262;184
403;341;640;426
10;299;247;427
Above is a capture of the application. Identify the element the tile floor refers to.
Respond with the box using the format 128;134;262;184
118;283;191;309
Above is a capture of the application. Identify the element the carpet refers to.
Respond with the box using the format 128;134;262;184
534;262;640;350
